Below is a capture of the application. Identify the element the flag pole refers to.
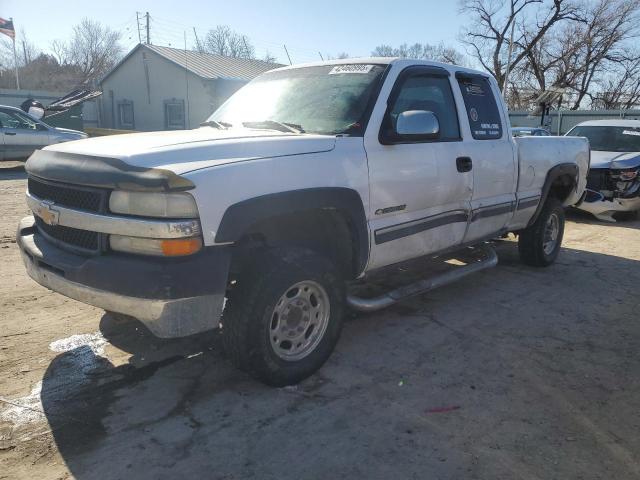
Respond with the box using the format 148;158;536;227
11;18;20;89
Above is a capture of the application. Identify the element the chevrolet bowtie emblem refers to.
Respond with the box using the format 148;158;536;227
36;200;60;226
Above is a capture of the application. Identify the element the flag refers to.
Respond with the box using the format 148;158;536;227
0;17;15;40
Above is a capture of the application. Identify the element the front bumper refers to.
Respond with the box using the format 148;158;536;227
17;216;231;337
577;191;640;222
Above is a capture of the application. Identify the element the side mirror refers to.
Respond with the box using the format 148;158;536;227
395;110;440;140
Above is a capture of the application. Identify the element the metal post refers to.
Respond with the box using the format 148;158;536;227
283;45;292;65
136;12;142;44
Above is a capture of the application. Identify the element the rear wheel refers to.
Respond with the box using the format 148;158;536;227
518;198;565;267
221;247;345;386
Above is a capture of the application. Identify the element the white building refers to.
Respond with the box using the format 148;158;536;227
99;44;283;131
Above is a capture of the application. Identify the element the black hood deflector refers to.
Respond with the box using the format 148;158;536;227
26;150;194;192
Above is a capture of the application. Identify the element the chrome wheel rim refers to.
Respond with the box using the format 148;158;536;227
269;280;330;361
543;213;560;255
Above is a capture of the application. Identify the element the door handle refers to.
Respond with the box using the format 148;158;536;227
4;132;16;136
456;156;472;173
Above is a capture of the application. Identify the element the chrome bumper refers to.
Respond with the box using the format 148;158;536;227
17;216;226;338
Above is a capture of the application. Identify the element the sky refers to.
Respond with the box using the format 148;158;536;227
0;0;466;65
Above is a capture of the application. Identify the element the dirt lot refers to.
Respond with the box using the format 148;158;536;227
1;166;639;480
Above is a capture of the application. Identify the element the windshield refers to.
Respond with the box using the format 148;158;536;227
567;125;640;152
207;64;387;135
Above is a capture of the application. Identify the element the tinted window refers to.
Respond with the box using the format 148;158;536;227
457;75;502;140
567;125;640;152
386;74;460;142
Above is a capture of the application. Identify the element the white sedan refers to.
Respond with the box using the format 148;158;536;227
0;105;87;161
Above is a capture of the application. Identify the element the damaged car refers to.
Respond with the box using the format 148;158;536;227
566;120;640;222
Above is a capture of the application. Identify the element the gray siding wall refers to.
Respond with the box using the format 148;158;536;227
100;48;244;131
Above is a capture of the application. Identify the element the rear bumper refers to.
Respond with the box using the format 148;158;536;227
17;216;231;337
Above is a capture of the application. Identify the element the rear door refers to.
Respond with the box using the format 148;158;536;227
364;65;473;270
454;72;517;242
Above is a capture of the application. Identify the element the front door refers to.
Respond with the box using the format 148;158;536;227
0;109;50;160
364;66;473;270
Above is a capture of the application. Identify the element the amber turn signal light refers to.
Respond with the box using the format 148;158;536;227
160;238;202;256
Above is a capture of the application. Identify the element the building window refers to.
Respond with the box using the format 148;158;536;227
164;99;185;130
117;100;134;129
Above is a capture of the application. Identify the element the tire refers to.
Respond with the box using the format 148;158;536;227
518;198;565;267
221;247;345;386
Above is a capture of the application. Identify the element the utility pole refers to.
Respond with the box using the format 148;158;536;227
11;19;20;90
136;12;142;44
145;12;150;45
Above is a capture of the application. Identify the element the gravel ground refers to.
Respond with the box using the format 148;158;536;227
1;166;639;480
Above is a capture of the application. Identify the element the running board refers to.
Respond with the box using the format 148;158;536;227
346;244;498;312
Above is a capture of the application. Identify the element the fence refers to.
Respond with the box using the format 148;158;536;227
509;109;640;135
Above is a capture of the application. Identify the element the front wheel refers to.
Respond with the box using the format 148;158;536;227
518;198;565;267
221;248;345;386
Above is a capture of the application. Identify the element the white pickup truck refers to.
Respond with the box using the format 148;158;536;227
17;58;589;386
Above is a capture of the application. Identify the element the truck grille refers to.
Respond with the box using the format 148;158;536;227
35;217;100;252
28;176;108;255
586;169;611;192
28;177;105;213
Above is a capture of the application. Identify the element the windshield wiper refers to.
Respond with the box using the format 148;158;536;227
242;120;304;134
200;120;231;129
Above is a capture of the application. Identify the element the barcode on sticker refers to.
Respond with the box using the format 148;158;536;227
329;64;375;74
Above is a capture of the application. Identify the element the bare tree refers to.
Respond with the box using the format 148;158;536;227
262;50;278;63
53;19;123;86
514;0;640;108
371;42;466;64
591;50;640;109
459;0;580;90
204;25;255;59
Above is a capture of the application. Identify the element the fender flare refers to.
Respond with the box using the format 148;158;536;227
215;187;369;273
527;162;578;227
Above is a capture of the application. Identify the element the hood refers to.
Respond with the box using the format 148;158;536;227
590;151;640;170
44;127;336;174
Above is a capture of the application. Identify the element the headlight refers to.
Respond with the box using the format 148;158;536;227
110;235;202;256
109;191;199;218
617;169;639;181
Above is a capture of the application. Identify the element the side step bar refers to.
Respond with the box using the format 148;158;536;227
347;244;498;312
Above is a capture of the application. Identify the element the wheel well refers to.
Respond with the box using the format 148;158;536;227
229;209;360;279
547;174;576;203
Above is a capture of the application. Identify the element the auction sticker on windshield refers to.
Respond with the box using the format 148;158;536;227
329;64;375;74
623;130;640;136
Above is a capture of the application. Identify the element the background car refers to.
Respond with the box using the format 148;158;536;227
512;127;552;137
566;119;640;222
0;105;87;161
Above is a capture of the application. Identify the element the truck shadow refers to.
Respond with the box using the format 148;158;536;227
38;241;640;479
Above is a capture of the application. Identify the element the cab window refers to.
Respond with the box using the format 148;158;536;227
382;70;461;143
456;74;503;140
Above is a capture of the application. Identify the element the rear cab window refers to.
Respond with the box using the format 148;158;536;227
456;73;503;140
